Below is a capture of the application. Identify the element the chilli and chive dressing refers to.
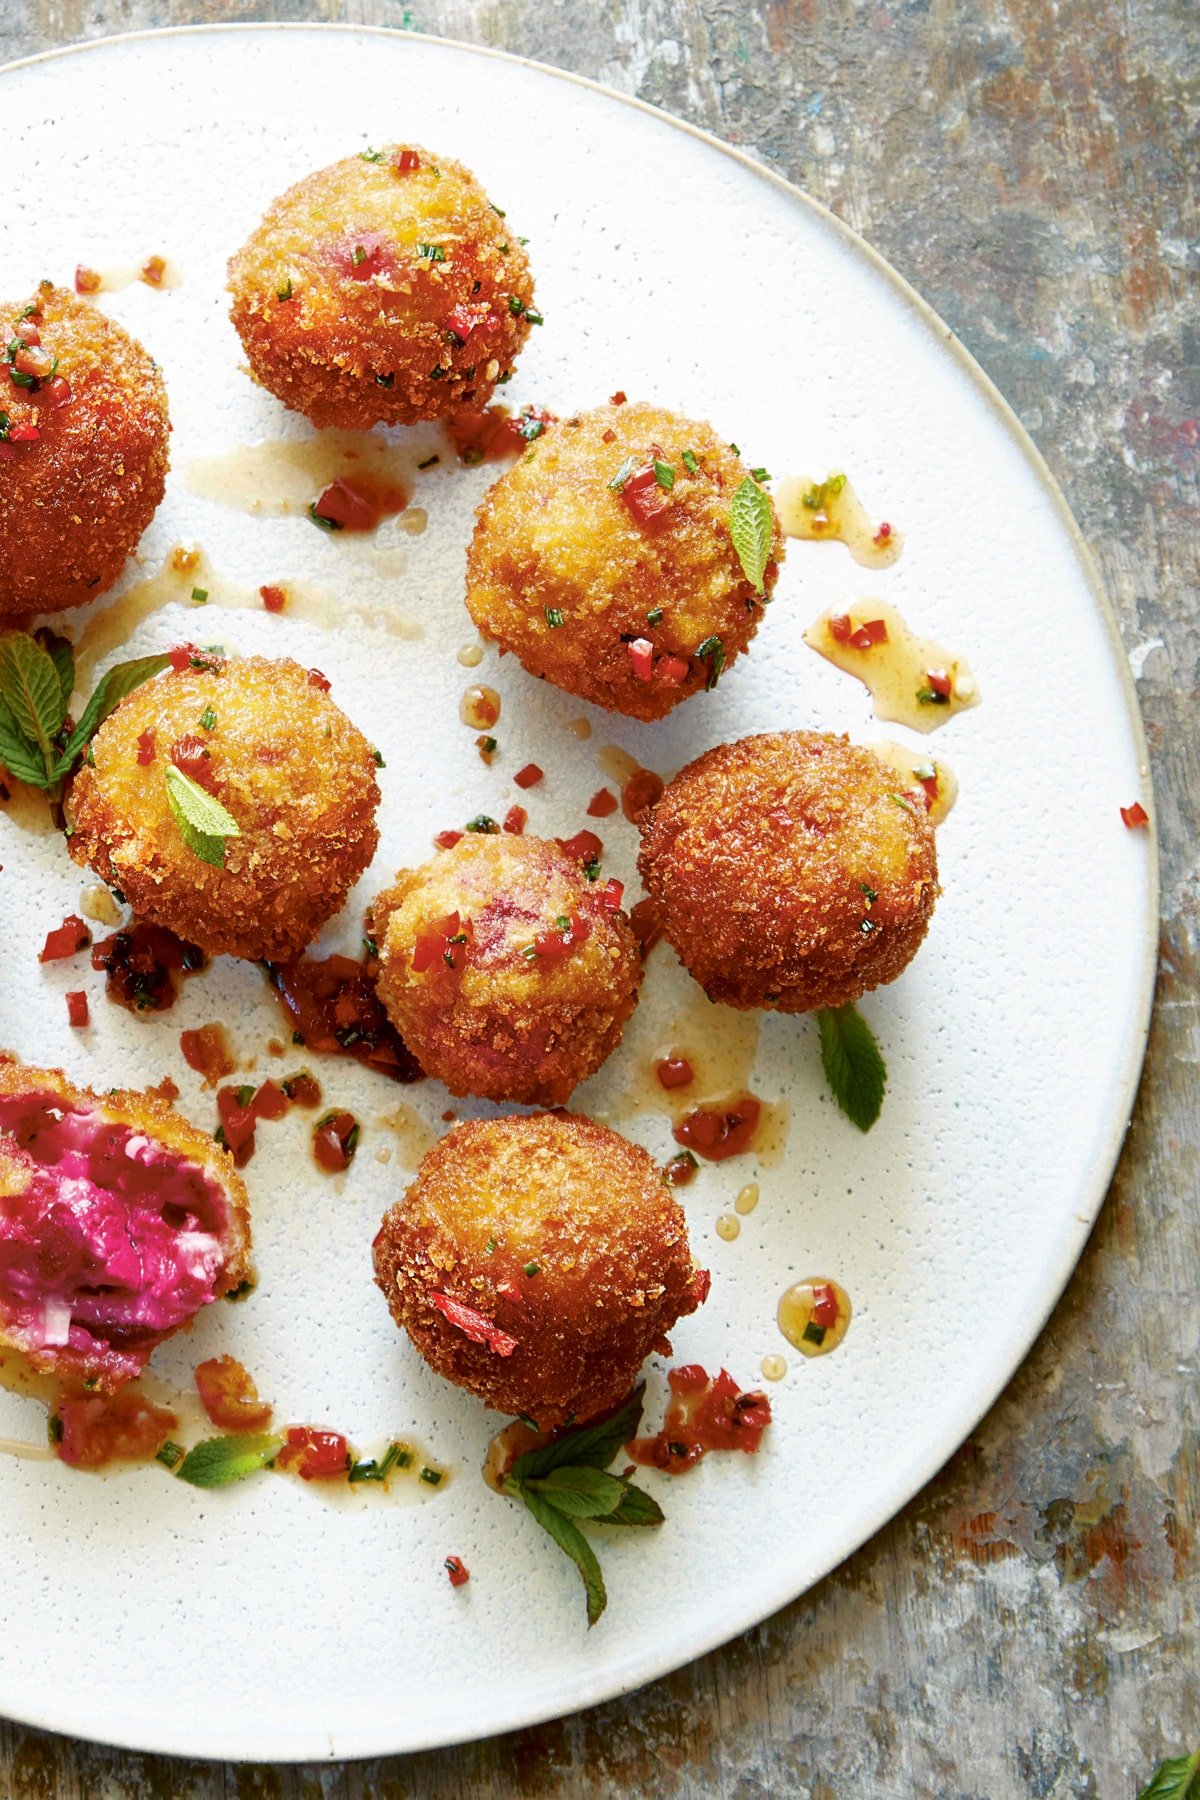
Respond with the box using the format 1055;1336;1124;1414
871;740;959;827
212;1072;322;1169
673;1093;763;1161
309;474;409;533
445;403;556;465
805;599;980;734
628;1364;771;1473
776;473;902;569
460;685;501;731
264;952;423;1084
91;921;208;1013
777;1277;852;1357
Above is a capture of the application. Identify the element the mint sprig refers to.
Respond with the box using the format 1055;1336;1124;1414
0;627;169;817
164;764;241;868
729;475;774;594
1137;1752;1200;1800
816;1002;887;1131
175;1432;283;1488
501;1383;664;1627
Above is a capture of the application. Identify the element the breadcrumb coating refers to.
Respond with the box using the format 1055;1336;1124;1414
372;1112;708;1428
228;146;535;428
637;730;939;1011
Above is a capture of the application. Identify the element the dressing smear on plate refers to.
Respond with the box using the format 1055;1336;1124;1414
776;473;902;568
805;599;980;733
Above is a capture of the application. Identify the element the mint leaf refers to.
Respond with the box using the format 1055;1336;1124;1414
35;628;74;720
1137;1751;1200;1800
175;1433;282;1488
164;763;241;868
604;1483;665;1527
729;475;774;594
57;652;170;773
511;1383;646;1480
518;1485;608;1627
0;694;50;786
817;1003;886;1131
0;630;64;772
524;1467;627;1518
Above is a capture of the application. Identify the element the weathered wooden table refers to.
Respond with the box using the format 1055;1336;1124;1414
1;4;1195;1796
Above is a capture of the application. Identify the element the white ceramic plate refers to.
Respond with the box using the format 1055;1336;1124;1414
0;25;1156;1763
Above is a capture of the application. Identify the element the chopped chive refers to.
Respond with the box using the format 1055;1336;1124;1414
750;466;771;482
652;459;675;490
360;147;385;163
524;310;544;326
682;449;701;474
416;243;446;263
198;707;217;732
156;1441;184;1469
466;814;498;834
372;747;386;767
646;607;663;626
375;371;395;387
802;1320;827;1346
890;792;917;813
729;442;741;455
523;1260;541;1277
351;244;368;267
859;882;878;905
583;859;601;881
507;294;525;316
419;1466;443;1486
544;607;565;628
190;587;208;604
485;1237;498;1253
608;456;636;492
417;453;440;469
430;364;449;380
696;634;726;690
916;687;950;706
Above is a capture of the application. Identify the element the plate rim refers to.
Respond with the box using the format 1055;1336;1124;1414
0;18;1160;1765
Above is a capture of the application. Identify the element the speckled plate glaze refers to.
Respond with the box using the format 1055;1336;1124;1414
0;24;1157;1763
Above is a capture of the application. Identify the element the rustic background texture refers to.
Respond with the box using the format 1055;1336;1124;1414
1;3;1196;1796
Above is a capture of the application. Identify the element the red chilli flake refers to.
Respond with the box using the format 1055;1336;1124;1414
40;915;91;963
502;804;527;836
609;390;627;406
513;763;544;789
848;618;889;651
587;788;619;818
627;638;655;681
620;468;671;532
435;829;464;850
308;668;331;692
655;653;689;685
429;1291;518;1357
556;829;603;865
260;585;286;613
828;612;853;644
444;1555;470;1588
924;668;952;699
810;1282;840;1330
1121;801;1149;829
393;148;421;174
65;991;89;1028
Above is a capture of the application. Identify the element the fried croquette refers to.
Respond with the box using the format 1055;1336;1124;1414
227;146;536;428
66;654;380;962
464;401;784;722
637;730;939;1011
369;833;641;1106
372;1112;709;1428
0;282;168;618
0;1056;251;1391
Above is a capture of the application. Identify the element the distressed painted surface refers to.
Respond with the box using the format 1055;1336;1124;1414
0;1;1195;1795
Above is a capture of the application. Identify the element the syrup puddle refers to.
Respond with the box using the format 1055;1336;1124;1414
805;598;980;733
776;473;902;568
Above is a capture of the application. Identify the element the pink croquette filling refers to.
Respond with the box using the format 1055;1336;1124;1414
0;1094;230;1382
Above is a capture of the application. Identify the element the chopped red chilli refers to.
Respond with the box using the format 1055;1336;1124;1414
556;829;603;865
620;465;672;532
411;912;473;973
874;521;893;545
601;878;625;913
513;763;544;789
141;256;166;287
1121;801;1149;829
828;613;853;644
924;668;952;698
74;265;102;295
65;991;89;1028
40;915;91;963
628;638;655;681
435;829;464;850
393;148;421;174
587;788;618;818
444;1555;470;1587
429;1291;518;1357
628;1365;771;1473
655;654;689;684
502;804;527;835
276;1427;351;1480
656;1057;694;1091
674;1094;762;1161
260;585;286;613
307;668;331;692
610;390;627;405
531;911;588;961
848;618;889;651
810;1282;841;1329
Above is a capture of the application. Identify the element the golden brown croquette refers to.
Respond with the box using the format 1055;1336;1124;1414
464;401;784;721
227;146;536;428
637;730;939;1011
372;1112;709;1428
66;654;380;962
0;283;168;618
0;1056;251;1391
369;833;641;1106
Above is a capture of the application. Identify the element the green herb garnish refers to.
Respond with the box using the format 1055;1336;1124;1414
544;607;565;628
729;476;774;594
198;707;216;732
816;1002;886;1132
802;1321;827;1346
652;459;675;490
276;278;294;301
507;295;526;316
695;634;725;691
583;859;601;881
1135;1750;1200;1800
499;1383;663;1627
417;454;440;470
416;243;446;263
750;466;771;482
164;764;242;868
916;687;950;706
682;449;700;474
646;607;663;626
466;814;498;834
360;147;385;163
859;882;878;905
375;372;395;387
524;310;544;326
0;631;170;818
372;746;386;767
348;1441;408;1483
190;587;208;604
607;457;636;492
419;1466;443;1486
800;473;846;510
156;1441;185;1469
523;1260;542;1277
176;1433;283;1489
